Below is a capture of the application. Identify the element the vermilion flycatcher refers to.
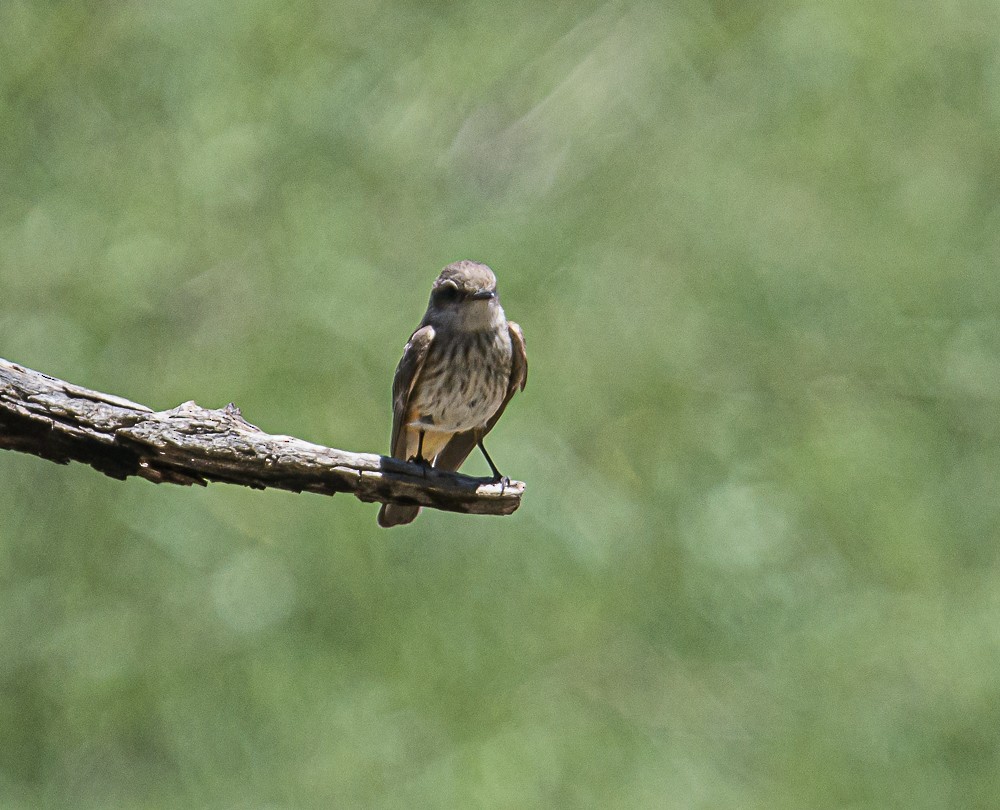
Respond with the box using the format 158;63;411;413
377;260;527;527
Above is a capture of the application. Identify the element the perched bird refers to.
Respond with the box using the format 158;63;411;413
377;260;527;527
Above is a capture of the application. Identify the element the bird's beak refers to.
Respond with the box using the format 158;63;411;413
471;289;496;301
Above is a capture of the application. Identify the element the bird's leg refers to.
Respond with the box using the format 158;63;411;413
409;430;431;475
477;437;508;490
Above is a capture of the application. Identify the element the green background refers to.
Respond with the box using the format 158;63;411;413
3;0;999;806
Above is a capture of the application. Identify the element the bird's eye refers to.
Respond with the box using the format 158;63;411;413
435;283;460;303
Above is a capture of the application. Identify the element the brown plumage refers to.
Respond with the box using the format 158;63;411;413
377;261;528;527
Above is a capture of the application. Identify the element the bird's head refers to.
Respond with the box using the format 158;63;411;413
425;260;504;330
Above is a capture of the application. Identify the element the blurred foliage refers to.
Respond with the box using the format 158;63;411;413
2;0;1000;806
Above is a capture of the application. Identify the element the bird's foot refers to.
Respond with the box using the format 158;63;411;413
407;454;432;476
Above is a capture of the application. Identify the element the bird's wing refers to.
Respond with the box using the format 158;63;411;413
434;321;527;472
506;321;528;396
388;324;436;459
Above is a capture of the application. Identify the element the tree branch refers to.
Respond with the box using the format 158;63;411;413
0;358;524;517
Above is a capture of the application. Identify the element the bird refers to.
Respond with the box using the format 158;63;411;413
377;260;527;527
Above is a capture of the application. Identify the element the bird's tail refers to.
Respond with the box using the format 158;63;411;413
377;503;421;527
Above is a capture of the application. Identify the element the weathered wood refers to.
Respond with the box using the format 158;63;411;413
0;358;524;517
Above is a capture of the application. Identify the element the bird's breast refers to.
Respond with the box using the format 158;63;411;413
409;327;512;432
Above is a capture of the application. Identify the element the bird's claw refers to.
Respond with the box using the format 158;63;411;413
407;454;431;477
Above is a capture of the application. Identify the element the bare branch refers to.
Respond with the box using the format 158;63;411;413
0;358;524;517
